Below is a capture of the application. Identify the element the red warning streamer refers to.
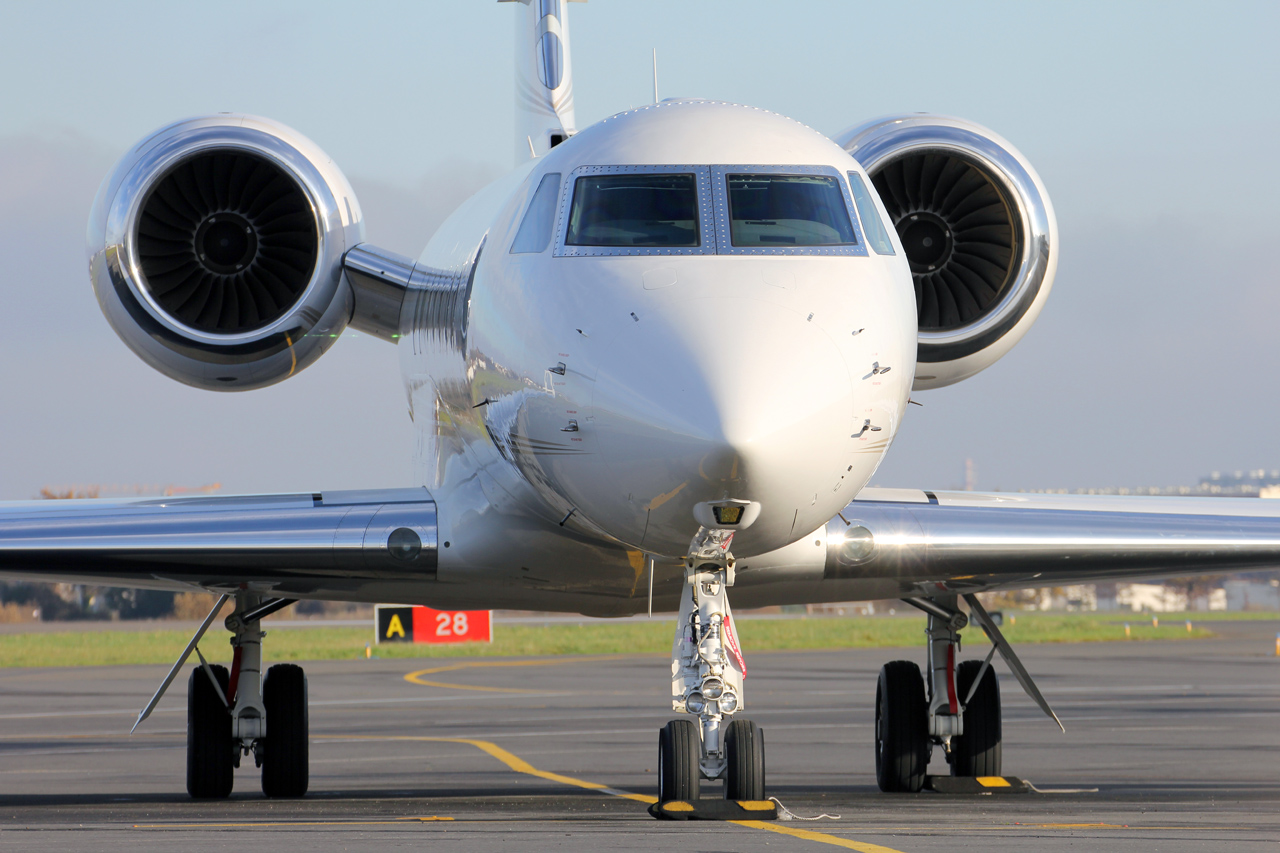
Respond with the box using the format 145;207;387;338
723;612;747;677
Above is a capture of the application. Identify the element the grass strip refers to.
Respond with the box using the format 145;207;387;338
0;611;1236;668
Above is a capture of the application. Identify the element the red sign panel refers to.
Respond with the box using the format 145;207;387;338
376;604;491;644
412;606;491;643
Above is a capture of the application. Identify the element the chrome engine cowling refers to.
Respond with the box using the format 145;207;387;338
836;115;1057;390
88;114;364;390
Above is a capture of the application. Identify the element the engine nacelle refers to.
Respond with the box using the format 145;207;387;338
88;114;364;391
835;115;1057;390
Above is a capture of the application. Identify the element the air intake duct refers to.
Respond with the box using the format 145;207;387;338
836;115;1058;390
89;114;365;390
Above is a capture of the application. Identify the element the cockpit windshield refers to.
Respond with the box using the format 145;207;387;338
565;173;700;247
726;174;857;247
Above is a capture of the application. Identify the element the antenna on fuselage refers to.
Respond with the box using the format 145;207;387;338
646;554;655;617
652;48;658;104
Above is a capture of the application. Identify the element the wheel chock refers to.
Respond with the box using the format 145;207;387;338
926;775;1030;794
648;799;779;820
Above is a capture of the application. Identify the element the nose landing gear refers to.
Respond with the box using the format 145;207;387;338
658;528;766;803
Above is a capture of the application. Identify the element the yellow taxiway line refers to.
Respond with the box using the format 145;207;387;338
402;655;637;693
315;734;907;852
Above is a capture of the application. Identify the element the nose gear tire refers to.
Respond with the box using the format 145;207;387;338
186;664;233;799
658;719;701;802
950;659;1002;777
261;663;309;798
724;718;766;800
875;660;929;792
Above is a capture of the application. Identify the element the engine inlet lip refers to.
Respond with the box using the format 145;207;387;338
843;122;1053;363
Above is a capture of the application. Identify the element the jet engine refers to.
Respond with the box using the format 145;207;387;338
88;114;365;391
836;115;1057;390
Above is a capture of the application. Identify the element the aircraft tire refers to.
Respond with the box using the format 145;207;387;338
951;659;1001;777
875;660;929;792
186;664;234;799
261;663;309;798
658;719;701;802
724;718;766;800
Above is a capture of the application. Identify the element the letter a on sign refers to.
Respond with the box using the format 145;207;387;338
375;605;416;643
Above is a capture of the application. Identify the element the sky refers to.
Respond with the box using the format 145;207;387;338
1;0;1278;499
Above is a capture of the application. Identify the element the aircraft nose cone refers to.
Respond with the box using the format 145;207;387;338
591;297;859;555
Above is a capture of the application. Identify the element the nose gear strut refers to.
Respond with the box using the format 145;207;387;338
658;527;766;802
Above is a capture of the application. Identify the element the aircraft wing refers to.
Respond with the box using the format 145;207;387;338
0;488;439;598
3;484;1280;609
828;488;1280;593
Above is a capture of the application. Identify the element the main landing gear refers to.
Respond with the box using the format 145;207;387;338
874;593;1062;792
133;593;308;799
187;594;308;798
658;527;766;802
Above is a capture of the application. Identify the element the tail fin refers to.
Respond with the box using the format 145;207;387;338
506;0;580;164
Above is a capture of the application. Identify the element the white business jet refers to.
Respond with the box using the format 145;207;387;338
3;0;1279;804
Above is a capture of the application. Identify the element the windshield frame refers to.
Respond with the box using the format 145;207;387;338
554;165;718;257
711;165;868;256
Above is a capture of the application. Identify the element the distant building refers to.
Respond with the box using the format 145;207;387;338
1223;579;1280;611
1115;584;1227;612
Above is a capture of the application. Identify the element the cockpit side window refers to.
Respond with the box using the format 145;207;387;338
510;172;562;254
565;173;700;248
847;171;896;256
726;174;857;247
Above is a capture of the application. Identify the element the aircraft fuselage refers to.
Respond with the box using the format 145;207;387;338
404;100;917;560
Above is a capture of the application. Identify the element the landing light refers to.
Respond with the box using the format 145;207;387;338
718;691;739;714
686;692;706;714
836;525;876;567
702;678;725;700
387;527;422;561
713;505;743;525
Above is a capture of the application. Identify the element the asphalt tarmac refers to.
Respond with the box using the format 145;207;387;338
2;619;1279;851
